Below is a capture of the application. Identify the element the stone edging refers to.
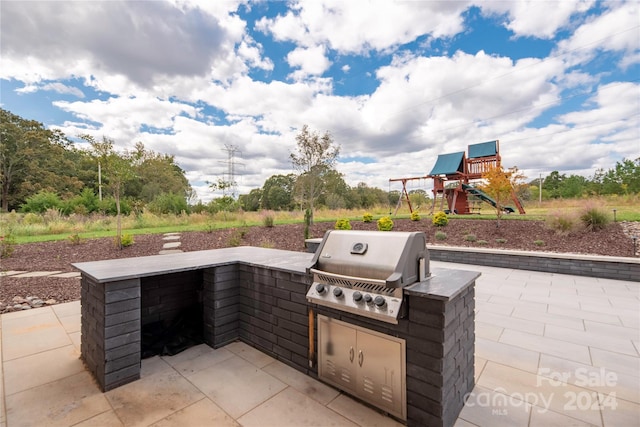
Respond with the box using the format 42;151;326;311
305;239;639;282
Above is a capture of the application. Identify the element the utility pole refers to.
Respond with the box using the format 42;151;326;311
539;173;542;206
98;161;103;201
219;144;244;198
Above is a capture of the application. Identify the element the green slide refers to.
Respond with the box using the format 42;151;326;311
462;184;515;213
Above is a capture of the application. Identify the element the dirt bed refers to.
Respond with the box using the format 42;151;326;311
1;218;637;313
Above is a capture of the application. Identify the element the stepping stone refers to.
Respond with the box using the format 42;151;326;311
163;235;181;240
50;272;82;278
12;271;62;277
163;242;181;249
159;249;183;255
0;271;28;276
164;232;181;237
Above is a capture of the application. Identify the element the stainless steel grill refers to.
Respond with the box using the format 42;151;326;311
306;230;429;324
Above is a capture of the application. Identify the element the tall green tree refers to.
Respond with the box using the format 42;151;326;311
261;174;295;210
125;142;191;203
239;188;262;211
321;169;350;209
290;125;340;223
0;109;85;211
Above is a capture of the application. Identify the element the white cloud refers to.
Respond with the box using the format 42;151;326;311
256;0;470;54
41;82;85;98
555;1;640;68
1;0;636;203
286;45;332;79
52;95;198;144
479;0;595;39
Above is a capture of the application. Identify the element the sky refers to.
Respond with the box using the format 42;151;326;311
1;0;639;203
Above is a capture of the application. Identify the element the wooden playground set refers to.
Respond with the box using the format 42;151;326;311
389;140;525;215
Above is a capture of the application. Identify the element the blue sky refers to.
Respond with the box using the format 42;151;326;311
1;0;638;202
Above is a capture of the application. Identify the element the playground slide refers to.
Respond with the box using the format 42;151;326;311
461;184;516;213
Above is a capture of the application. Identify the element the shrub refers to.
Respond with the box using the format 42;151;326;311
362;212;373;223
464;233;477;242
432;211;449;227
534;240;545;246
546;210;578;234
477;239;488;245
67;233;82;245
118;234;134;247
0;231;16;258
435;231;447;241
579;203;610;231
410;211;420;221
98;197;132;216
228;227;247;247
377;216;394;231
335;218;352;230
22;213;43;225
147;192;188;215
20;190;62;213
495;238;507;244
262;212;275;228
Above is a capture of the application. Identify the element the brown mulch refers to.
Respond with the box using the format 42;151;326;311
1;219;636;313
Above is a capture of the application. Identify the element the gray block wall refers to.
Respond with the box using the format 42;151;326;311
140;270;202;326
80;276;141;392
237;265;312;374
406;285;475;427
203;265;240;348
80;262;475;426
429;247;639;281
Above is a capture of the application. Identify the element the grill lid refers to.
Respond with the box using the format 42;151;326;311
307;230;429;288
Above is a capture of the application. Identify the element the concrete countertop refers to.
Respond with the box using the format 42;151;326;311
73;246;314;283
74;247;481;302
404;267;480;301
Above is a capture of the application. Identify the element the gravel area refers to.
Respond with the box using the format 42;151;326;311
1;218;637;313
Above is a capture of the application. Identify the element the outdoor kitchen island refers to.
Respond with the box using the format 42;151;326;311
73;243;479;427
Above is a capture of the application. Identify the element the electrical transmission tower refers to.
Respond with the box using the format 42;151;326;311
219;144;244;197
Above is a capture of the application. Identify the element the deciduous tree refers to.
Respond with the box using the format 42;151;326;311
479;165;526;225
82;135;135;249
290;125;340;223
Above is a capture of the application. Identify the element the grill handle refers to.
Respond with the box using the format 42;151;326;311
309;268;386;286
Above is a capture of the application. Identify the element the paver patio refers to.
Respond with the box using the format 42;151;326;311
1;260;638;426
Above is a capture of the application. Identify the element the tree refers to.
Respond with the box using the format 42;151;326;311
83;135;135;249
208;178;235;197
0;109;85;211
479;165;526;225
290;125;340;223
321;169;350;209
543;171;565;199
261;174;295;210
408;189;429;211
126;142;191;203
239;188;262;211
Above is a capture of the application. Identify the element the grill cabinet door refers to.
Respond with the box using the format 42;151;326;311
318;316;357;392
356;330;404;417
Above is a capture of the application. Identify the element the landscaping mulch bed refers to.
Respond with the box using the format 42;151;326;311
1;218;636;313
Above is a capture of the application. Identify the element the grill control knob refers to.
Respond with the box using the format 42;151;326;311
315;283;326;294
364;294;373;304
353;291;363;302
333;287;343;298
374;296;386;308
